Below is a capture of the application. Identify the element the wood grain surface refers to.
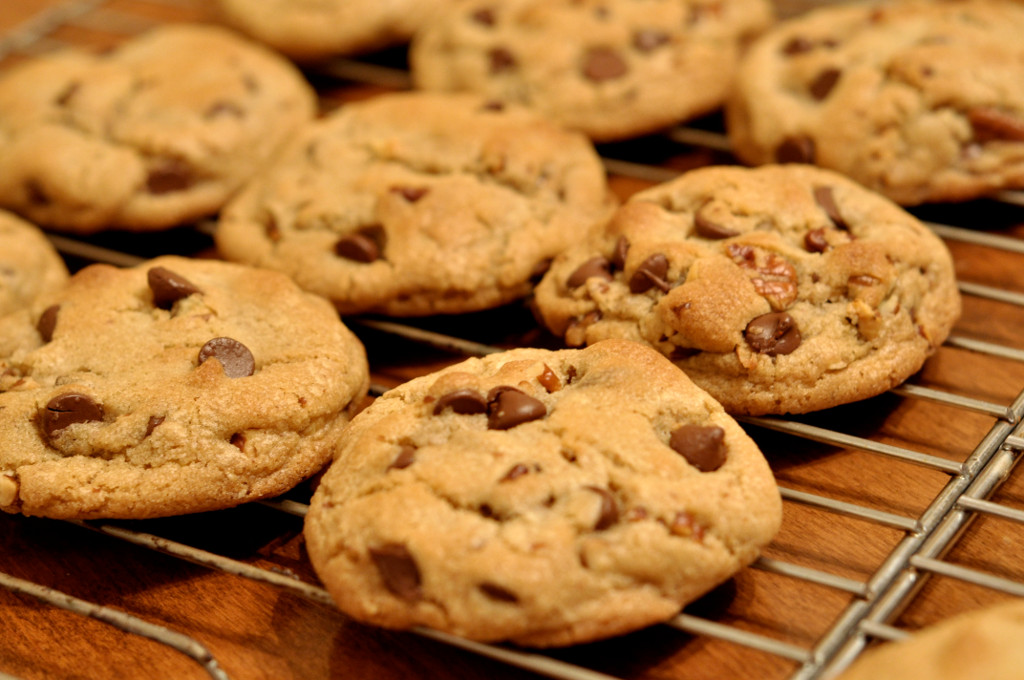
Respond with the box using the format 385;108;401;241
2;2;1024;679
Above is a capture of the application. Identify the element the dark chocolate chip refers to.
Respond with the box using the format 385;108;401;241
812;185;847;229
628;253;671;293
582;46;628;82
36;304;59;342
489;47;517;73
745;312;802;356
198;337;255;378
584;486;619;531
230;433;246;451
804;228;829;253
42;392;104;440
388;445;417;471
334;228;384;263
694;208;739;239
776;135;816;164
145;415;165;438
566;256;612;288
432;388;487;415
479;582;518;603
146;158;194;194
633;29;670;52
610;236;630;270
486;386;546;430
148;266;202;310
500;463;532;482
669;425;726;472
390;185;430;202
809;67;841;100
369;544;422;601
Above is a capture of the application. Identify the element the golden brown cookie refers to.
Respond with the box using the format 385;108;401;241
0;210;67;317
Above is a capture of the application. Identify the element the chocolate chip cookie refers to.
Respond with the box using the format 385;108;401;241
215;91;616;316
0;210;68;317
213;0;460;61
725;0;1024;205
409;0;774;142
0;256;370;519
0;23;316;233
304;339;782;647
532;164;961;415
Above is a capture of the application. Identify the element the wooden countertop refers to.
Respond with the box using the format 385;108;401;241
3;2;1024;679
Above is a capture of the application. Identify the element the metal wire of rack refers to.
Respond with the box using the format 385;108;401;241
3;1;1024;679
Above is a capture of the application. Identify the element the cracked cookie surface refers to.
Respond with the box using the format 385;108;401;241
0;210;68;317
725;0;1024;205
0;24;316;233
410;0;774;143
0;255;369;519
215;91;616;316
532;164;961;415
304;339;781;647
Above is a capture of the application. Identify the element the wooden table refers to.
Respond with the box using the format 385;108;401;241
3;2;1024;679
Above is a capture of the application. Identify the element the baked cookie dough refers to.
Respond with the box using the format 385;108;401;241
0;210;68;317
410;0;774;143
725;0;1024;205
215;91;616;316
305;339;782;647
214;0;459;61
532;164;961;415
0;23;316;233
0;255;370;519
834;599;1024;680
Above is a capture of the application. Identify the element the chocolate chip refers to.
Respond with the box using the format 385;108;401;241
479;582;518;603
500;463;532;482
967;107;1024;142
335;227;384;263
804;228;829;253
809;67;841;100
694;208;739;239
369;544;422;601
230;432;246;451
781;36;815;55
610;236;630;270
148;266;202;310
390;186;430;202
42;392;104;440
481;100;505;112
54;81;80;107
813;185;847;229
745;312;802;356
486;386;546;430
669;425;726;472
537;364;561;393
584;486;619;530
25;180;49;206
145;415;164;438
146;158;194;194
566;256;612;288
582;46;628;82
633;29;670;52
471;7;496;25
489;47;517;73
432;388;487;415
628;253;671;293
198;337;255;378
37;304;59;342
388;445;417;471
776;135;816;164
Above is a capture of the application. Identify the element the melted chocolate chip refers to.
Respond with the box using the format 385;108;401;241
610;236;630;270
486;386;546;430
479;582;518;603
37;304;59;342
745;312;802;356
694;209;739;239
198;337;255;378
813;185;847;229
500;463;532;482
148;266;202;310
584;486;619;531
582;46;628;82
809;67;841;100
433;388;487;415
145;415;165;438
42;392;104;440
776;135;816;164
669;425;726;472
388;445;417;471
335;227;385;263
566;256;612;288
633;29;670;52
628;253;671;293
146;158;194;194
369;544;422;601
489;47;517;73
804;228;829;253
230;433;246;451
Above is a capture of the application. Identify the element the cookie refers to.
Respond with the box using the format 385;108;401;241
532;164;961;415
725;0;1024;205
304;339;782;647
215;91;616;316
0;210;68;317
0;255;370;520
834;599;1024;680
0;23;316;234
409;0;774;143
213;0;459;62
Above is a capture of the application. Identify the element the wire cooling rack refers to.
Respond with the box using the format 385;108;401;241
3;2;1024;679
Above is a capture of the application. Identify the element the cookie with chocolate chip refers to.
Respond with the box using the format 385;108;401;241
532;164;961;415
305;339;781;647
215;90;616;316
409;0;774;142
0;23;316;233
213;0;460;61
0;255;369;519
725;0;1024;205
0;210;68;317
